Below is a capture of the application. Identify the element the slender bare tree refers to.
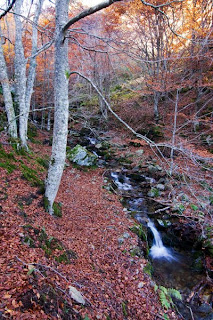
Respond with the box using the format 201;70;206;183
14;0;44;148
0;24;17;138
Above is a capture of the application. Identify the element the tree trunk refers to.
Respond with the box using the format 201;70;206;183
25;0;44;117
45;0;69;214
0;25;17;138
45;0;123;214
154;90;160;123
14;0;27;148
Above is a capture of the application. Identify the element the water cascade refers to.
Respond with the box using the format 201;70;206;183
148;220;176;261
110;172;132;191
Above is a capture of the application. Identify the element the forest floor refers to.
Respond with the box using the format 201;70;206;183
0;122;212;320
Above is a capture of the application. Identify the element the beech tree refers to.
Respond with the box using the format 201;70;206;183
45;0;123;214
14;0;44;148
0;24;17;138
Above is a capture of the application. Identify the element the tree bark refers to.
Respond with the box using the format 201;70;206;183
25;0;44;117
14;0;27;148
0;25;17;138
45;0;69;214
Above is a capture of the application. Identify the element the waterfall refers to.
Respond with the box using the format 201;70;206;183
148;221;176;261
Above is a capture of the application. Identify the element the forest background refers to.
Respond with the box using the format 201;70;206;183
0;0;212;319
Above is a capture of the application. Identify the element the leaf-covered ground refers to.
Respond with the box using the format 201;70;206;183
0;130;179;320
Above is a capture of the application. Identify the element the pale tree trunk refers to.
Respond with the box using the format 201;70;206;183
170;89;179;175
45;0;123;214
25;0;44;116
153;90;160;123
14;0;27;148
45;0;69;214
0;26;17;138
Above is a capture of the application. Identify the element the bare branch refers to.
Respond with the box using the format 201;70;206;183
0;0;16;19
62;0;123;33
140;0;184;9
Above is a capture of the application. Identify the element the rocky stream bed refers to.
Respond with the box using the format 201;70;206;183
67;127;213;320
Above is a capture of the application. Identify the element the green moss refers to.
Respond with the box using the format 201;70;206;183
111;87;137;103
143;262;153;276
0;110;7;130
130;246;142;257
0;145;15;160
43;196;50;212
0;161;16;173
55;253;70;264
0;144;17;173
129;224;147;241
148;187;160;198
23;236;35;248
21;164;44;187
22;224;77;263
28;124;38;138
8;138;28;155
80;95;99;108
53;202;62;217
36;156;49;169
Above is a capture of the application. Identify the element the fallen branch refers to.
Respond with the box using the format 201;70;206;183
15;256;69;283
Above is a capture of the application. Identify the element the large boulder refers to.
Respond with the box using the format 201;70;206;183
67;144;97;167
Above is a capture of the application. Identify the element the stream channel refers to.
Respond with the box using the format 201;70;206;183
68;130;213;320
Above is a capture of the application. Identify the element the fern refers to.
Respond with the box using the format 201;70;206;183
158;286;182;310
159;288;171;310
163;313;170;320
168;288;182;301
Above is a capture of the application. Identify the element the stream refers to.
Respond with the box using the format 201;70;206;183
67;130;213;320
109;170;213;320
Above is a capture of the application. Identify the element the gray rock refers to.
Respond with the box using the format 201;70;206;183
156;183;165;191
67;144;97;166
123;232;130;239
95;143;102;149
135;149;144;156
118;237;124;244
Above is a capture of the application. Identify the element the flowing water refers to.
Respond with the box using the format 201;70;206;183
109;170;212;320
69;130;212;319
147;220;177;261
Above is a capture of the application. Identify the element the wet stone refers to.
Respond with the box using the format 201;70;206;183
123;232;130;239
156;183;165;191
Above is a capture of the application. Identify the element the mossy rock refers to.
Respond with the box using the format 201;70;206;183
67;144;97;167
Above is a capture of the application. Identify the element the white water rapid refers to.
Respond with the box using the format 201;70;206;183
148;221;176;261
111;172;132;191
